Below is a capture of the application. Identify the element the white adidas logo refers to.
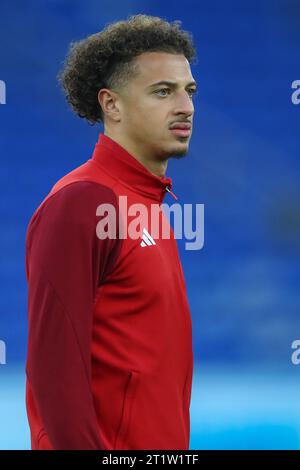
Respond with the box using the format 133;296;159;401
140;228;156;247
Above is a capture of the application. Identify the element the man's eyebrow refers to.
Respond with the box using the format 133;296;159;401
146;80;197;89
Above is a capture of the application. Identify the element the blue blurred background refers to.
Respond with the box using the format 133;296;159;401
0;0;300;450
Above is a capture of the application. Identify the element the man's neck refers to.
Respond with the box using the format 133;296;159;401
104;130;168;178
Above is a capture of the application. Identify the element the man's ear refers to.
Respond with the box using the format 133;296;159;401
98;88;121;122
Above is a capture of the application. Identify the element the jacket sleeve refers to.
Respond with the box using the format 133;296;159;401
25;181;121;450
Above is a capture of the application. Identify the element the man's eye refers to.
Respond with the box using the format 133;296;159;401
187;88;197;98
155;88;170;97
154;88;197;98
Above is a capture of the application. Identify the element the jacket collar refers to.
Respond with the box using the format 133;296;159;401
90;133;177;203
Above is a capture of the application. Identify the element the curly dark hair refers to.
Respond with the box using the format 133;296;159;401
57;14;196;125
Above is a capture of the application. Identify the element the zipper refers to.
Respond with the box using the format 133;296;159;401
165;185;178;201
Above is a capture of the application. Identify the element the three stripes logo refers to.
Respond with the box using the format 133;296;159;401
140;228;156;248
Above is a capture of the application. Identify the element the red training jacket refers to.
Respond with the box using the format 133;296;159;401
25;133;194;450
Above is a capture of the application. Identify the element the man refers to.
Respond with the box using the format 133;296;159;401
25;14;197;450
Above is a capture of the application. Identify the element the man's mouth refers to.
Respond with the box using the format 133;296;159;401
169;122;192;138
170;128;191;137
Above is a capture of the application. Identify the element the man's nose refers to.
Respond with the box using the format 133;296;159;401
173;91;194;116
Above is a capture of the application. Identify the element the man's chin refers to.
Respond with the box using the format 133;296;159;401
169;143;189;159
157;138;190;159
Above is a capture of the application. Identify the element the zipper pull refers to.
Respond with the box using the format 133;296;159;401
165;186;178;201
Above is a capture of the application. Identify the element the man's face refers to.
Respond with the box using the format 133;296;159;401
118;52;196;160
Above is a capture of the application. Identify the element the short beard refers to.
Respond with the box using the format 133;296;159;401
170;147;189;159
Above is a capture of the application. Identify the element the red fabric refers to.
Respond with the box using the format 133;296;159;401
25;133;194;450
